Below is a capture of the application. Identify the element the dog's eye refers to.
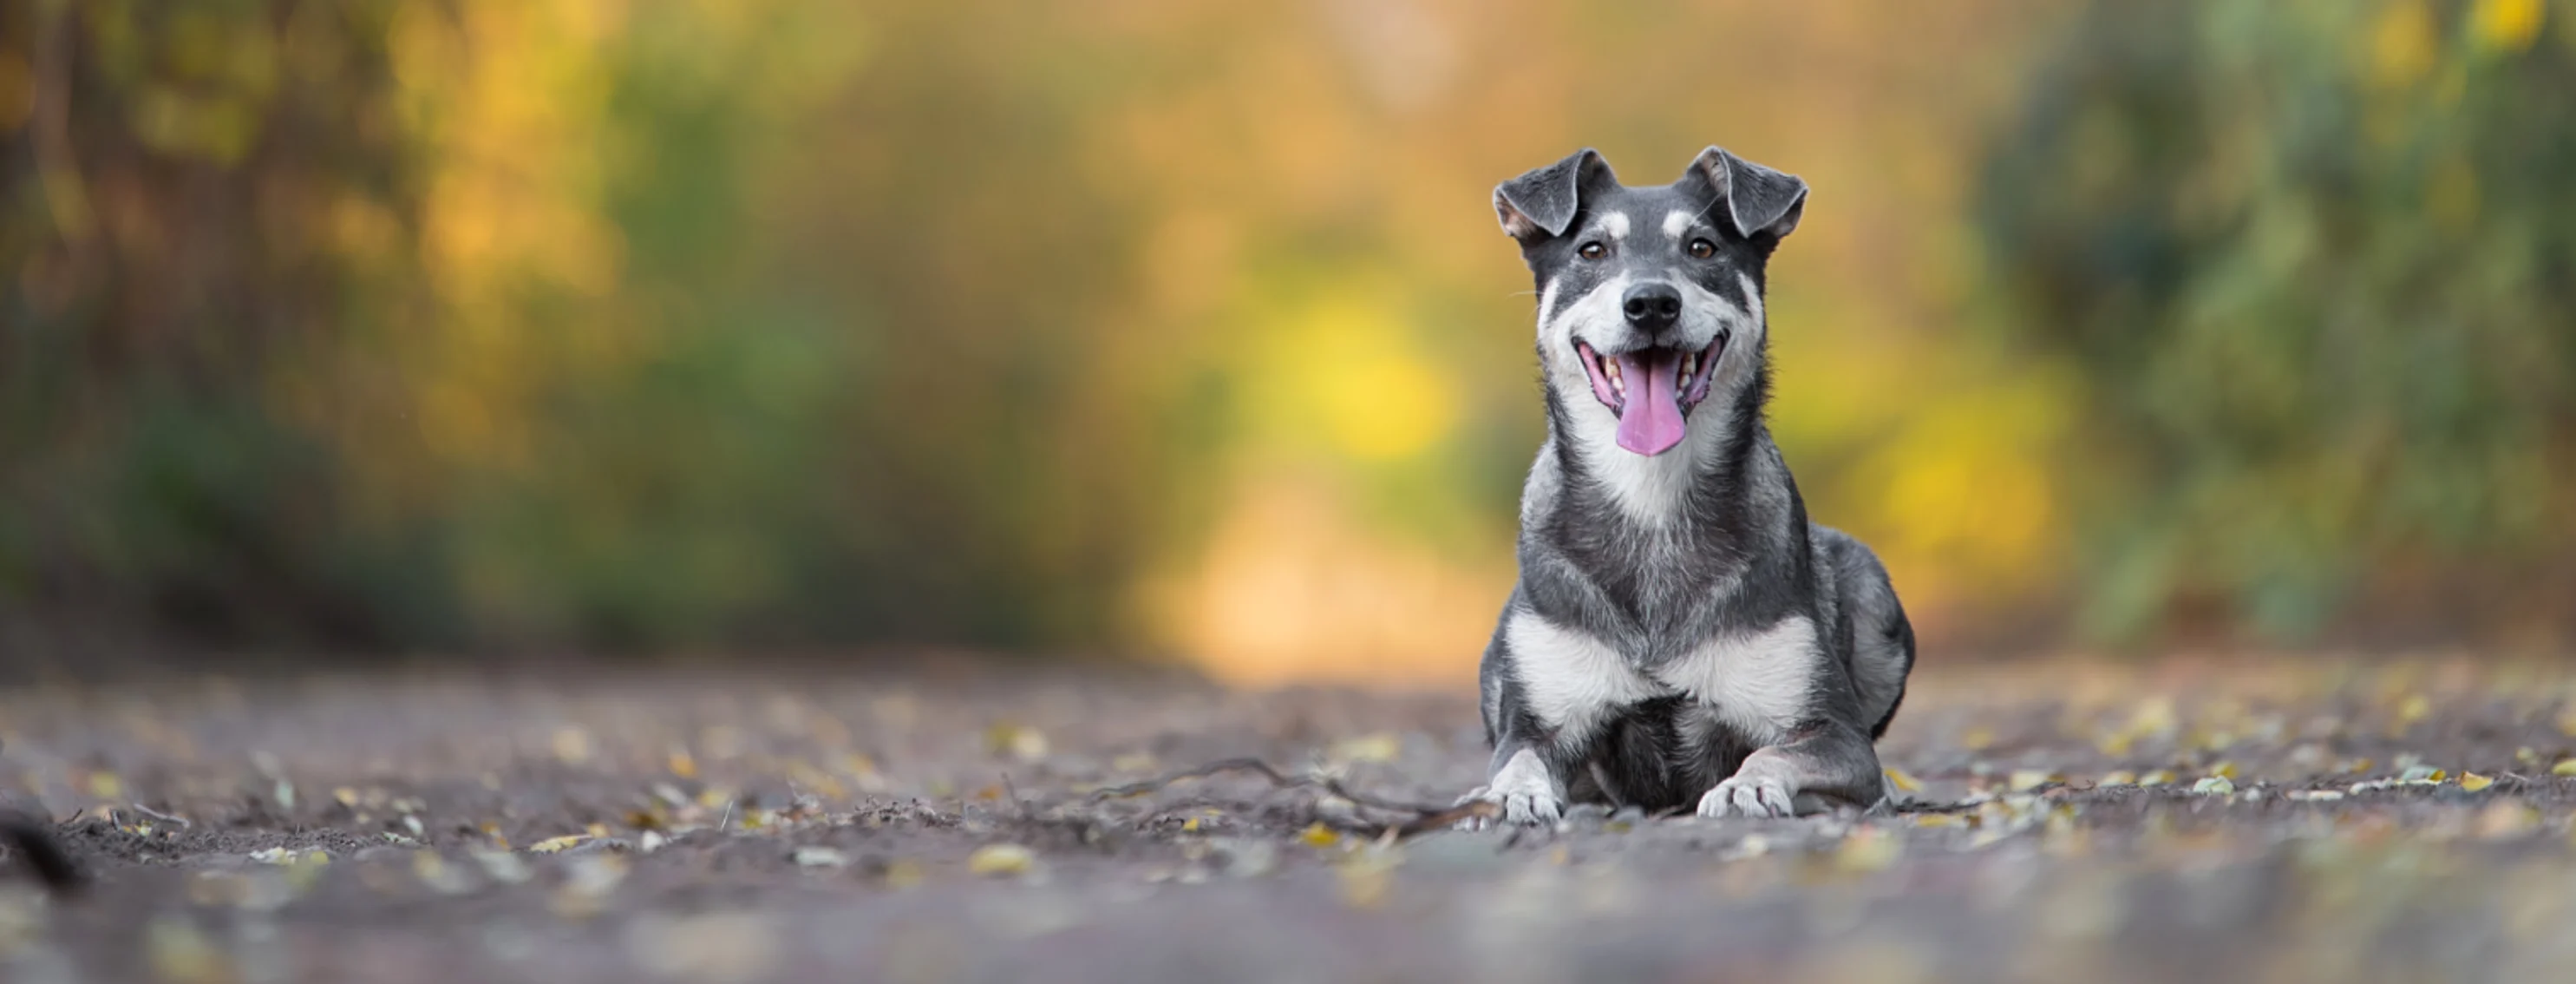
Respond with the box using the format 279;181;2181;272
1687;239;1716;259
1577;241;1607;260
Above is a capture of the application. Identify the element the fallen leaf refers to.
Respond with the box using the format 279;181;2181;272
2192;777;2236;797
552;727;593;764
1112;751;1158;774
2399;764;2445;784
2393;694;2431;730
968;843;1036;876
668;751;699;779
1882;767;1922;793
528;835;591;855
1298;823;1343;850
2475;800;2540;839
2460;772;2495;792
146;917;221;983
793;847;850;869
1330;733;1401;764
1959;725;1995;751
1834;828;1902;872
883;859;925;889
984;724;1049;763
2552;759;2576;777
2009;770;2054;792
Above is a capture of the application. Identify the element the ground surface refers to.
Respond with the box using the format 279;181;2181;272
4;656;2576;983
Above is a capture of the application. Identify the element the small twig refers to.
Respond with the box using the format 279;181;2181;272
717;799;736;832
129;803;192;829
1089;756;1486;838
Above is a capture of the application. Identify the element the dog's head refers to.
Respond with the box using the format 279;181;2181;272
1495;147;1804;457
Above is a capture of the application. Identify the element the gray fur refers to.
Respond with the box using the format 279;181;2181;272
1461;147;1916;824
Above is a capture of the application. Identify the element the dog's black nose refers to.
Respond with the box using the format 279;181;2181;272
1622;283;1683;333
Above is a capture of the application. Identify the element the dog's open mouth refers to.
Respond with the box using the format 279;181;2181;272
1576;338;1724;456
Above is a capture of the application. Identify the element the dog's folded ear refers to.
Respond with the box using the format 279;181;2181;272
1494;148;1613;241
1690;147;1807;242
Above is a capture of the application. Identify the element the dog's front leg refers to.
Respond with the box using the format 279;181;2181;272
1457;740;1574;829
1697;722;1884;819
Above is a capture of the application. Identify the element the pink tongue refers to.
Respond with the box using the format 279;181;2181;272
1614;351;1687;456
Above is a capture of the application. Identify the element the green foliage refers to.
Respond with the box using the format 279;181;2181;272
1979;0;2576;640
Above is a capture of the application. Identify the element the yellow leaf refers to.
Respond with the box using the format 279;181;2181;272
2099;771;2137;786
2138;770;2175;787
1958;725;1994;751
1112;751;1158;774
967;843;1035;876
2553;759;2576;777
87;771;124;800
2209;761;2239;780
1330;733;1401;764
984;724;1049;763
1298;823;1342;850
2459;772;2494;792
2008;770;2052;792
1914;813;1967;828
1834;828;1902;873
528;835;590;854
883;859;924;889
667;751;698;779
1882;766;1922;793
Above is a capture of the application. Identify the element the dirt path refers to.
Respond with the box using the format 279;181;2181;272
3;657;2574;982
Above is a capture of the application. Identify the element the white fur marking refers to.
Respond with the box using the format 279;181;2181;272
1487;747;1554;799
1652;616;1819;745
1663;209;1693;241
1505;610;1658;745
1535;267;1770;527
1600;213;1630;240
1474;746;1564;825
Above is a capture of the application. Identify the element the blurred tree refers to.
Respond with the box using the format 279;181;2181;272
0;0;431;649
1980;0;2576;644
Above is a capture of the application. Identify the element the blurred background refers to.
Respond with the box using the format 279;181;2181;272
0;0;2568;684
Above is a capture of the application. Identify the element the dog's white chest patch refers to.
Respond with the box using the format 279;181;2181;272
1651;616;1818;745
1503;611;1659;745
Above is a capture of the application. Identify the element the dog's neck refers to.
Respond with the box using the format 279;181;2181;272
1537;344;1775;536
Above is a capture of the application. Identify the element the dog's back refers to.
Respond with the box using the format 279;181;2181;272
1812;524;1913;738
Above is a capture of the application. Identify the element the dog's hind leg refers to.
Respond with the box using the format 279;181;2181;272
1816;526;1915;739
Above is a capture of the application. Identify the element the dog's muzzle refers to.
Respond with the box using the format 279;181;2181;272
1575;336;1725;456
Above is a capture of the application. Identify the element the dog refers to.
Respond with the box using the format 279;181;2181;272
1461;146;1914;825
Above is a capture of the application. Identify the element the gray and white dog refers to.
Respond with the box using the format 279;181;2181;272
1462;146;1914;824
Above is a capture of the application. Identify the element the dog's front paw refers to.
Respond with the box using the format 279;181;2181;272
1697;772;1796;819
1454;785;1564;830
1456;748;1564;830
